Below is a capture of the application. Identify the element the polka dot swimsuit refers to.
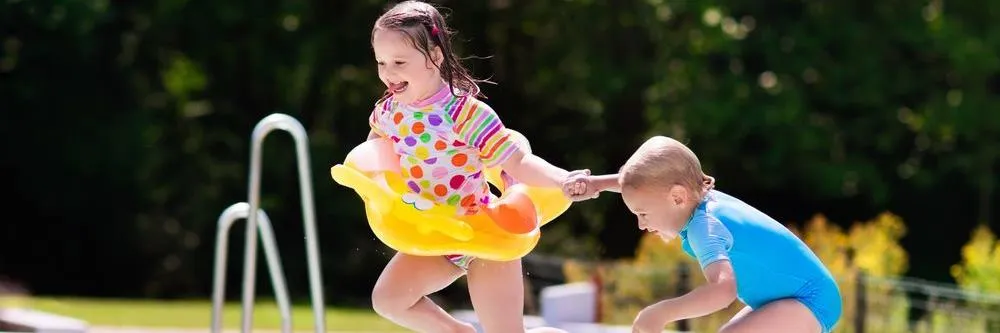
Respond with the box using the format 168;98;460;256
369;85;520;269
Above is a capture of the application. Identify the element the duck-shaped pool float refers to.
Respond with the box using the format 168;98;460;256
330;130;571;261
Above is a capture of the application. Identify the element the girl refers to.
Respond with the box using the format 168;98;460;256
365;1;580;332
565;136;842;333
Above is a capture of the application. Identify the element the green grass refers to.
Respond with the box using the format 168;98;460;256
0;297;405;331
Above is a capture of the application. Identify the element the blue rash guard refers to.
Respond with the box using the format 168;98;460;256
679;190;842;332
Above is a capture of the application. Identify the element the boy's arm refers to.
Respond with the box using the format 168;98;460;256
643;212;737;323
589;174;621;193
641;261;738;322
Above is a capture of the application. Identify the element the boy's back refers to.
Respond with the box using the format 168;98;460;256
680;190;841;316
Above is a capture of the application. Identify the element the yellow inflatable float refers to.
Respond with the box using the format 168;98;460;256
330;130;571;261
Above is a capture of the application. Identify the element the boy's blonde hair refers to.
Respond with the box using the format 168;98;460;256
619;136;715;197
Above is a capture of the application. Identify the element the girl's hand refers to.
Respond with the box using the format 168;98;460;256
562;170;599;201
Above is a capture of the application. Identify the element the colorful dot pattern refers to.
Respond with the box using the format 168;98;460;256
369;89;519;216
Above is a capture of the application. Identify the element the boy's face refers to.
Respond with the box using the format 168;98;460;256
621;184;692;242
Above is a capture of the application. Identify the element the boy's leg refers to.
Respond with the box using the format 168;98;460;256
372;252;474;333
718;299;821;333
525;328;570;333
525;328;569;333
466;258;568;333
719;305;752;330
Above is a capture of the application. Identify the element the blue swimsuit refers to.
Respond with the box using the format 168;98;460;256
679;190;842;332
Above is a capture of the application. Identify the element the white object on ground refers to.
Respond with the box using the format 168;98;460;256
539;282;598;325
453;281;690;333
0;307;89;333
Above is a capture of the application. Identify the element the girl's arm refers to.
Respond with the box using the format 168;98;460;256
641;261;738;323
500;149;570;188
458;103;576;188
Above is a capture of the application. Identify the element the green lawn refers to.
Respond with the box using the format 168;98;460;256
0;297;405;331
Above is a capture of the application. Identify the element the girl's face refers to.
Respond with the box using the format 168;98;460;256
621;184;695;242
372;29;444;105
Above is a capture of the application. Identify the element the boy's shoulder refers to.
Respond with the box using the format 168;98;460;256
704;190;750;211
701;190;784;229
690;190;748;223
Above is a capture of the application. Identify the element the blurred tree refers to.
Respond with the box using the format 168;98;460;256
951;225;1000;294
2;0;999;304
950;225;1000;332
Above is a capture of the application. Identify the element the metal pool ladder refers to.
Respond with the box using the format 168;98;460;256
210;113;326;333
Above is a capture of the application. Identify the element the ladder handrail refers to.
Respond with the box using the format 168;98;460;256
243;113;326;333
211;113;326;333
211;203;293;333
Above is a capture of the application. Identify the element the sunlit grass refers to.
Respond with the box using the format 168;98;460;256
0;296;404;331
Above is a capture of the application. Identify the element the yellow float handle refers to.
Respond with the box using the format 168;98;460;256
330;164;475;241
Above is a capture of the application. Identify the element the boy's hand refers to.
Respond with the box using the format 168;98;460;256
632;303;670;333
563;170;600;201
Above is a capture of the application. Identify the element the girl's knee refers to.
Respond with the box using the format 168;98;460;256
370;283;411;318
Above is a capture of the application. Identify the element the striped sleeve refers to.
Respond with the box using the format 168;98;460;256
452;99;520;167
368;98;390;137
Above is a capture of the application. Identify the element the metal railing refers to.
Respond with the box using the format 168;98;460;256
210;113;326;333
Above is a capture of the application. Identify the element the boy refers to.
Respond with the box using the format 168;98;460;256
564;136;842;333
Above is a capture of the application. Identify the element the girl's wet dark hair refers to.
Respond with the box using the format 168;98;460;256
373;1;488;99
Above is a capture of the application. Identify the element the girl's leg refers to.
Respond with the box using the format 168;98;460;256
466;258;568;333
372;253;474;333
718;299;822;333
